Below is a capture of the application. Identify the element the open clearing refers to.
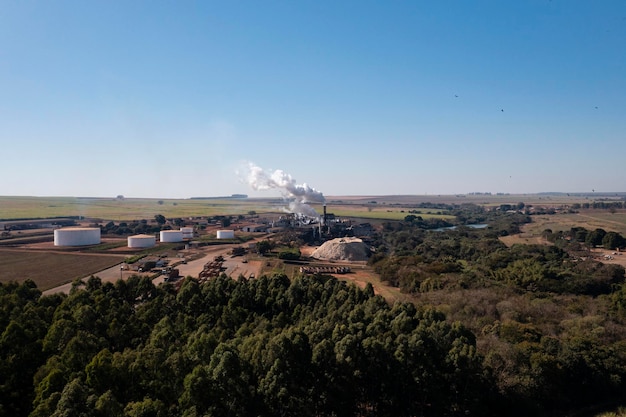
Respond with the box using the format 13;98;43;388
0;250;125;290
3;193;607;222
500;210;626;270
0;196;287;221
292;245;413;304
1;196;454;222
501;210;626;245
0;196;455;223
520;211;626;236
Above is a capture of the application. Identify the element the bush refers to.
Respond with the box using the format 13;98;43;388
278;248;301;260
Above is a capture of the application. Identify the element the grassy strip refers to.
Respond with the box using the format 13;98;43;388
327;209;454;221
3;195;608;222
0;196;282;221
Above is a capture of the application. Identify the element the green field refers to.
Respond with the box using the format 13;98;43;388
0;196;459;222
1;194;623;223
326;193;617;207
310;204;455;221
0;196;285;221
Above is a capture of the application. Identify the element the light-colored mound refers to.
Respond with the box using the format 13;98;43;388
311;237;370;261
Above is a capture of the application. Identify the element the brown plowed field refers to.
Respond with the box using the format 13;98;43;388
0;249;126;290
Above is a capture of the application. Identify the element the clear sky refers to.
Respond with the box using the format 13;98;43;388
1;1;625;199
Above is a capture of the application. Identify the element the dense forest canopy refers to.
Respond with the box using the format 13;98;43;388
3;203;626;416
1;275;492;417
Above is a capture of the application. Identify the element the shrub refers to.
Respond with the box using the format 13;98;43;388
278;248;301;260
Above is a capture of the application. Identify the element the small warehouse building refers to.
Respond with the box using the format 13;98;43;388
241;224;268;233
181;227;194;239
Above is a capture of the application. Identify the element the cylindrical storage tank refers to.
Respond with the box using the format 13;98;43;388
160;230;183;243
128;234;156;248
216;229;235;239
181;227;194;239
54;227;101;246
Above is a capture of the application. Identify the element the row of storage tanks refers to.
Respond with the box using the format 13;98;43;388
53;227;236;247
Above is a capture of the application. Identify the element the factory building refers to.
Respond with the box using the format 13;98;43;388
181;227;194;239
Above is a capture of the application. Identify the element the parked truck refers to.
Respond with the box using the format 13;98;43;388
164;268;180;282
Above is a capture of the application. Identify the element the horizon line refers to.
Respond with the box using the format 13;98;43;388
1;191;626;200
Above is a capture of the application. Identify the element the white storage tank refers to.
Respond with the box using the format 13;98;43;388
54;227;101;246
128;234;156;248
216;229;235;239
160;230;183;243
181;227;194;239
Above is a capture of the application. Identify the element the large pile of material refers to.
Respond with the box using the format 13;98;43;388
311;237;370;261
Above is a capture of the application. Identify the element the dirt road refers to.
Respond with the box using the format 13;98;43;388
43;242;263;295
41;239;407;303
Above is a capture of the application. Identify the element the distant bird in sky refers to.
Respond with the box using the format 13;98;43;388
454;94;459;98
501;109;504;112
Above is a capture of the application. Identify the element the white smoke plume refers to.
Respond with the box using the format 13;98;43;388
241;162;325;217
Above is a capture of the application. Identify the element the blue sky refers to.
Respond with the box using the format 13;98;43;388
1;1;625;199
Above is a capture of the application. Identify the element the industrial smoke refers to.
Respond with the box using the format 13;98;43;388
241;162;325;218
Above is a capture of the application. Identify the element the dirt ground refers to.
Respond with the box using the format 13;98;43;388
39;241;410;302
41;242;264;295
28;224;626;302
299;245;411;303
500;225;626;270
589;248;626;268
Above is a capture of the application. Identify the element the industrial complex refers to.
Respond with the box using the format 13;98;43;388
1;200;379;296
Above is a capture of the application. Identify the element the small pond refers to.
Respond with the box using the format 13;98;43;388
433;224;488;232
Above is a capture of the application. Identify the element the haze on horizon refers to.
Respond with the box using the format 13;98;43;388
1;1;625;200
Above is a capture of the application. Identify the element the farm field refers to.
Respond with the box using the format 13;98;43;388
0;250;125;290
326;193;623;207
3;193;618;222
514;210;626;237
0;195;461;222
309;204;455;221
500;209;626;270
0;196;286;221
